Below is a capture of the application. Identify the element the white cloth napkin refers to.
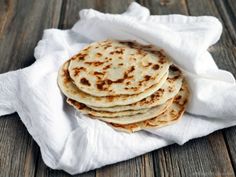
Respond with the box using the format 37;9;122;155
1;2;236;174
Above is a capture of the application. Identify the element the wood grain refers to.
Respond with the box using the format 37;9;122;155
96;154;154;177
138;0;188;14
0;0;62;177
154;132;235;177
0;0;62;73
59;0;134;29
224;127;236;173
213;0;236;45
0;115;39;177
35;155;95;177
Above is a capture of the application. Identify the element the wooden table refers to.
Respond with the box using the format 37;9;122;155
0;0;236;176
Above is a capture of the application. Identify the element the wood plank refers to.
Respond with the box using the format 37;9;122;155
0;0;62;176
224;127;236;172
96;154;154;177
59;0;135;29
0;0;62;73
153;132;235;177
210;46;236;79
35;156;95;177
213;0;236;45
138;0;188;14
187;0;233;46
137;0;235;176
0;115;39;177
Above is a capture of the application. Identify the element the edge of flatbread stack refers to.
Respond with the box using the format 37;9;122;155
58;40;190;133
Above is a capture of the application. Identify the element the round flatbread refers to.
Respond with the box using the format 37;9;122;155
96;98;173;124
88;65;183;112
67;98;173;118
107;80;190;133
68;40;172;96
58;60;168;107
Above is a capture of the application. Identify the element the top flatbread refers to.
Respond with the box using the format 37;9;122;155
68;40;172;96
58;60;168;107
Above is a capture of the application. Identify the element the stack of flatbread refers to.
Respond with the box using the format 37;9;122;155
58;40;190;133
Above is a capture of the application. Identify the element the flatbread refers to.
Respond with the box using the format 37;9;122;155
96;98;173;123
67;98;173;118
68;40;172;96
58;60;168;107
107;80;190;133
88;65;183;112
110;117;179;133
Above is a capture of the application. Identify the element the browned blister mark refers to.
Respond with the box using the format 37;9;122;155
152;64;160;70
94;71;104;76
73;67;86;76
143;62;152;67
76;53;88;60
168;86;174;92
83;47;90;51
158;57;166;64
144;75;151;81
85;61;104;66
103;44;112;49
102;64;112;70
172;75;180;80
96;66;135;91
110;48;125;55
107;96;114;102
68;99;86;109
80;78;91;86
63;69;71;83
96;52;102;57
167;78;174;83
170;110;177;117
126;81;131;85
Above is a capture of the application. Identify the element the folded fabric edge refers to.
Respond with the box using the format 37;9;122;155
34;29;71;60
122;2;150;19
